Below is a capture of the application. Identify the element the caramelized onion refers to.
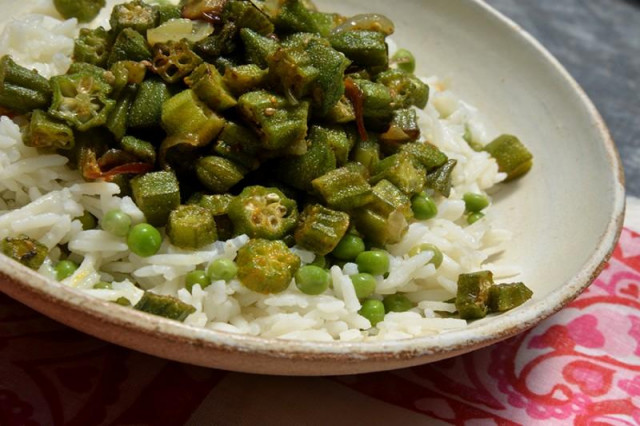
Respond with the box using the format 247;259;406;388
344;77;367;141
82;149;152;181
331;14;394;36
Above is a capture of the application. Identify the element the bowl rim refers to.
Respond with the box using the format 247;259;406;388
0;0;626;368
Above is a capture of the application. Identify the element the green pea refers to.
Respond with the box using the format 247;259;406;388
295;265;331;295
207;258;238;281
467;212;485;225
78;210;97;230
358;299;385;326
332;234;365;260
383;294;414;313
127;223;162;257
463;192;489;213
356;250;389;276
186;270;211;292
114;297;131;306
408;243;443;268
350;273;377;299
102;209;132;237
411;192;438;220
93;281;112;289
55;259;78;280
392;48;416;73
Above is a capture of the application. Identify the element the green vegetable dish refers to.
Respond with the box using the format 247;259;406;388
0;0;534;340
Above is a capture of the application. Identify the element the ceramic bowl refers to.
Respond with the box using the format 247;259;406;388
0;0;624;375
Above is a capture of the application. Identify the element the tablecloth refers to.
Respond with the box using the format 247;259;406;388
1;199;639;426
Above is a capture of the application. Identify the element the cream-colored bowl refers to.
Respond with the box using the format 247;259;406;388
0;0;624;375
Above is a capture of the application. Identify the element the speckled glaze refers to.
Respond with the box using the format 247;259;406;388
0;0;625;375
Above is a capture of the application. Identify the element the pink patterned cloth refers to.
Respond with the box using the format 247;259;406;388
1;228;639;425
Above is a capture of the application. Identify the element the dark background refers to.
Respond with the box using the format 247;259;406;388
486;0;640;197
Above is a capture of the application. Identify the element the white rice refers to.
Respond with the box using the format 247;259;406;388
0;2;520;342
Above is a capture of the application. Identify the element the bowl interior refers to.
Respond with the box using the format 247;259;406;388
323;0;623;305
0;0;624;375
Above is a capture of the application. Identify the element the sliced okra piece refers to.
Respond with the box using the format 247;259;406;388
455;271;494;320
376;69;429;109
120;135;156;164
108;28;153;67
66;62;112;82
281;32;323;49
325;95;355;124
222;64;268;95
74;26;112;67
134;291;195;321
267;45;319;100
189;193;235;241
308;11;344;37
237;239;301;294
307;39;351;116
196;156;246;194
351;79;394;130
224;0;275;35
380;108;421;150
25;110;74;150
128;77;171;129
212;121;261;171
0;56;52;113
152;40;203;84
0;84;51;114
274;0;323;34
400;142;448;172
216;121;261;155
185;63;236;112
107;84;137;141
109;0;160;35
488;282;533;312
483;134;533;181
0;56;51;96
53;0;106;22
352;206;409;246
110;60;147;96
157;3;181;23
350;133;381;173
276;129;337;191
227;186;299;240
329;30;388;69
371;152;427;196
240;28;279;68
309;125;354;166
368;179;413;220
161;89;225;145
189;193;233;216
130;170;180;226
425;159;457;198
344;161;370;179
311;166;374;211
213;140;260;172
166;205;218;249
49;72;115;131
195;21;238;60
238;90;309;151
1;235;48;270
294;204;350;256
